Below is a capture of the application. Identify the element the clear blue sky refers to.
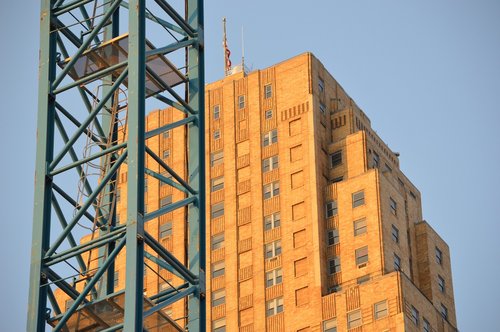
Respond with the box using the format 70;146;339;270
1;1;499;330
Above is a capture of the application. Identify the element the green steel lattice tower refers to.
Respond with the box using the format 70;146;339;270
27;0;205;331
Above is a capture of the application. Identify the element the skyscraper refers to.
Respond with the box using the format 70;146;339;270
56;52;457;332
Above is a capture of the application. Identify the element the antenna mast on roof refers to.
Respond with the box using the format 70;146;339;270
241;25;245;73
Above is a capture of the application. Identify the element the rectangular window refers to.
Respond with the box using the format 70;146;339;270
411;305;419;326
347;309;362;329
213;105;220;120
212;261;225;278
438;275;445;293
423;318;431;332
384;163;393;173
211;202;224;219
263;181;280;199
114;271;119;287
159;222;172;238
357;275;370;285
262;155;279;172
330;150;342;168
265;240;282;259
264;212;281;231
162;130;170;139
327;229;339;246
238;95;245;109
328;257;341;274
390;197;397;215
352;190;365;208
264;84;272;99
391;224;399;243
319;102;326;114
266;297;283;316
116;188;121;203
436;247;443;265
371;153;379;169
440;304;448;320
374;300;388;319
212;289;225;307
322;318;336;332
160;195;172;208
162;150;170;159
266;268;283;287
355;246;368;266
144;177;148;192
212;317;226;332
354;218;367;236
211;233;224;250
263;129;278;147
265;109;273;119
213;129;220;140
211;176;224;192
210;151;224;167
318;77;325;93
325;201;338;218
394;253;401;271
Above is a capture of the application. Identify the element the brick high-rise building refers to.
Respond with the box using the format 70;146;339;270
57;53;458;332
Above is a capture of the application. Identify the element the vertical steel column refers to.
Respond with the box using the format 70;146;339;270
187;0;206;331
27;0;56;330
123;0;146;330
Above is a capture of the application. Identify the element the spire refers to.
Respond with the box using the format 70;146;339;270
223;17;232;76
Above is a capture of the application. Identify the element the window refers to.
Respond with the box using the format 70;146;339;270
435;247;443;265
144;177;148;192
347;309;362;329
438;275;445;293
264;84;272;99
423;318;431;332
159;172;171;187
65;299;75;311
391;225;399;243
325;201;338;218
116;188;121;203
384;163;392;173
212;317;226;332
352;190;365;208
160;195;172;208
210;151;224;167
262;155;279;172
162;150;170;159
263;181;280;199
318;77;325;93
373;152;380;168
266;268;283;287
264;212;281;231
211;233;224;250
411;305;419;326
332;176;343;183
357;275;370;285
322;318;336;332
319;102;326;114
327;229;339;246
162;130;170;139
328;257;341;274
160;222;172;238
265;240;282;259
211;202;224;219
389;197;397;215
355;246;368;266
266;297;283;316
212;289;225;307
330;150;342;168
213;129;220;140
394;253;401;271
265;109;273;119
211;176;224;192
354;218;367;236
212;261;225;278
374;300;388;319
159;280;172;292
213;105;220;120
440;304;448;320
263;129;278;147
114;271;119;287
238;95;245;109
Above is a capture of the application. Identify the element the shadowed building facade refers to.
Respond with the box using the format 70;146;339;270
57;53;457;332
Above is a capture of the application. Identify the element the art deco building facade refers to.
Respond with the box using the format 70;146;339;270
57;53;458;332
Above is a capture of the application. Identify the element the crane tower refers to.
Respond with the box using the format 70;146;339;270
27;0;205;331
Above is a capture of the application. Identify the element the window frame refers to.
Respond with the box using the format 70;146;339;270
327;229;339;246
264;212;281;231
211;202;224;219
347;309;362;329
436;247;443;265
265;268;283;287
262;155;279;173
355;246;369;266
330;150;342;168
264;84;272;99
211;233;224;250
238;95;245;109
265;240;282;259
263;181;280;200
325;200;338;218
211;289;226;307
159;221;173;238
160;195;172;208
212;261;225;278
211;176;224;192
265;297;284;317
391;224;399;243
438;275;445;293
213;104;220;120
213;129;220;140
390;197;397;215
210;150;224;167
328;257;341;274
354;218;367;236
374;300;388;320
352;190;365;208
394;253;401;271
263;129;278;147
322;318;337;332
